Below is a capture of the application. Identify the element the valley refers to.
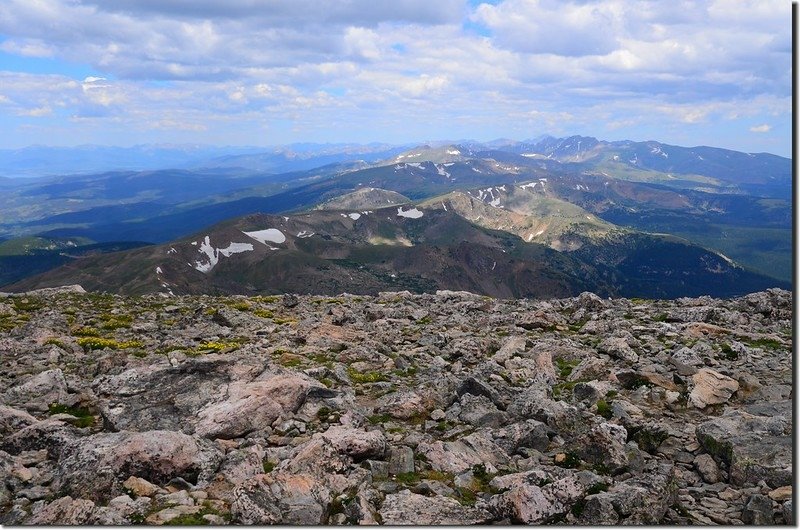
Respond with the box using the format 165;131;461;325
0;136;791;296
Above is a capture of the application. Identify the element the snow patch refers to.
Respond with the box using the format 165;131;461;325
167;247;177;254
156;266;163;274
347;212;361;220
243;229;286;245
447;149;460;155
519;182;537;190
441;201;448;211
297;231;315;238
194;236;219;273
218;242;254;257
397;207;424;219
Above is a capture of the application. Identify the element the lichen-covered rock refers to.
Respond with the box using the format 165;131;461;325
53;430;222;502
93;358;236;432
417;430;509;474
320;425;387;461
490;469;587;523
578;463;676;524
194;375;314;439
0;405;38;437
380;489;492;525
27;496;96;525
3;369;69;413
0;418;83;459
696;407;791;487
231;472;332;525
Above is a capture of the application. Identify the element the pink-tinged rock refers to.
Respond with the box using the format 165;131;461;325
491;471;586;524
320;425;387;460
54;430;221;502
231;472;332;525
3;369;69;413
193;375;312;439
27;496;96;525
417;431;508;474
689;369;739;408
0;405;39;437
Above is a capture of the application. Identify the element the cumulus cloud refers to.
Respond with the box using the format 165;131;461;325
0;0;791;154
750;124;771;133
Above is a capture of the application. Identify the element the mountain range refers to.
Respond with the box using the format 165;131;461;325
0;136;791;296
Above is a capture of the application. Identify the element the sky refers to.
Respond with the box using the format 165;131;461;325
0;0;792;156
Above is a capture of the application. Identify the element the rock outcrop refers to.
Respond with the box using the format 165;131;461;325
0;288;792;525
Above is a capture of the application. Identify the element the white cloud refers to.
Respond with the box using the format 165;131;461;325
0;38;55;57
750;124;771;133
18;105;52;117
0;0;790;155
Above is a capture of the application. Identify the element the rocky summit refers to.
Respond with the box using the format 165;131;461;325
0;286;792;525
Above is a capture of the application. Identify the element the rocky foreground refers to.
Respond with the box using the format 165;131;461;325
0;286;792;525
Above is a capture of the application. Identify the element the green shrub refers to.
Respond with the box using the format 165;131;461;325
347;367;388;384
596;399;613;419
48;403;94;428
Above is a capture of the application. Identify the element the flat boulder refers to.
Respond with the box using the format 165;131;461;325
689;368;739;408
696;407;791;487
320;425;387;461
577;464;676;524
417;431;508;474
193;375;313;439
93;358;234;432
490;469;586;524
380;489;492;525
27;496;96;525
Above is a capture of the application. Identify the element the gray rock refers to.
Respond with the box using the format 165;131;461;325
490;469;586;524
492;419;550;454
693;453;720;484
53;430;222;502
417;430;508;474
571;423;629;475
380;489;492;525
0;418;82;459
782;499;793;525
3;369;69;413
388;445;414;475
0;405;39;437
194;375;316;439
741;493;773;525
456;393;508;428
696;409;791;487
364;459;389;480
231;472;332;524
598;335;639;364
93;358;236;432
